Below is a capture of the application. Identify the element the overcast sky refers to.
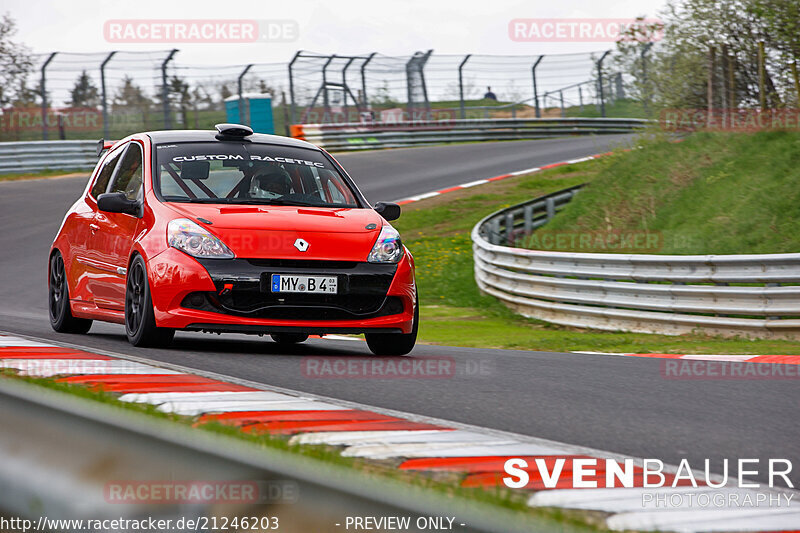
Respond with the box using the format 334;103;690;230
7;0;670;62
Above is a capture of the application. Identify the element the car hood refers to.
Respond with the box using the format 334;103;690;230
163;203;385;261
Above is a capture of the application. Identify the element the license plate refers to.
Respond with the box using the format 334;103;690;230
270;274;338;294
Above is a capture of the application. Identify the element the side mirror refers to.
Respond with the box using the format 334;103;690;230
374;201;401;221
97;192;140;217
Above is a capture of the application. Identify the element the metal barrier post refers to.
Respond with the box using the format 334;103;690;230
40;53;57;141
545;197;555;221
523;205;533;234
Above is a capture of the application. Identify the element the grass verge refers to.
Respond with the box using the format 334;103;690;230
393;134;800;354
545;131;800;254
0;169;88;182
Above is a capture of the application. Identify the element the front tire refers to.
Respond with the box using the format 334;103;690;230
125;255;174;347
365;295;418;356
48;251;92;334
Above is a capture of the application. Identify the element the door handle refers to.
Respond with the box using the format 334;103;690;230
89;223;99;234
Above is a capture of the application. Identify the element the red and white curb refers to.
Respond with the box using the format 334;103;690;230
2;333;799;532
574;352;800;365
395;154;609;206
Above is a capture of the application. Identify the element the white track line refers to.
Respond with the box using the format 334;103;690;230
394;153;605;205
119;391;297;404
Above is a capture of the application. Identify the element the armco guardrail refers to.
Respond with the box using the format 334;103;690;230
472;186;800;339
292;117;649;151
0;140;98;174
0;118;647;174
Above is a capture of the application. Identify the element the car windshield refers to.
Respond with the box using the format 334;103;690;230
154;142;360;207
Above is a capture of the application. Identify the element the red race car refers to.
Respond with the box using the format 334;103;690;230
49;124;417;355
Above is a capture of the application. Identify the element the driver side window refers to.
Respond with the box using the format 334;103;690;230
109;143;144;201
90;148;124;198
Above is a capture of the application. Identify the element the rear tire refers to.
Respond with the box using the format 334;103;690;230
270;333;309;345
48;251;92;334
365;296;418;356
125;255;174;347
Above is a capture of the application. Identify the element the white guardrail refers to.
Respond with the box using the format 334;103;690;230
0;140;98;174
291;117;650;151
471;186;800;339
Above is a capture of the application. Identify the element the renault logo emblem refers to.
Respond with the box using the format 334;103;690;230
294;238;309;252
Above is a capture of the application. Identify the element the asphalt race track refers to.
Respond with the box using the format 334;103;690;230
1;135;798;486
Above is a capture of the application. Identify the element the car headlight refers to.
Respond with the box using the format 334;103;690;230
367;224;404;263
167;219;234;259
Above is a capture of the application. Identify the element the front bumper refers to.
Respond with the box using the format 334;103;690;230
147;248;416;334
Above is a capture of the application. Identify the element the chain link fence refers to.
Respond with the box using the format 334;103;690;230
1;48;629;142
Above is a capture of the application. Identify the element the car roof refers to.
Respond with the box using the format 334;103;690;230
143;130;321;151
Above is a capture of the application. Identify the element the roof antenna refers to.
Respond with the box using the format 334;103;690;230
215;123;254;140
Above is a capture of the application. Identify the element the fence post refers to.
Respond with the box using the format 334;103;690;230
322;54;336;123
342;57;356;121
597;50;611;117
360;52;376;111
641;42;653;114
161;49;178;129
405;50;433;119
100;51;116;139
531;55;544;118
281;91;290;136
757;40;766;109
720;43;729;114
578;84;584;112
40;52;57;141
559;90;565;117
458;54;471;119
237;64;254;126
728;51;736;109
707;44;715;119
288;50;302;126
